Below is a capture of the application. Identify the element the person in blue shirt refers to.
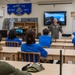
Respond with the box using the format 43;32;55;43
21;29;48;62
6;29;22;45
39;28;52;48
72;32;75;45
39;28;53;63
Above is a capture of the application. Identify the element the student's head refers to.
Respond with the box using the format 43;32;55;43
8;29;16;39
25;29;35;44
43;28;49;35
73;32;75;36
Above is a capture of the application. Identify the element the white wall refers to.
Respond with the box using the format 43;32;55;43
0;0;75;36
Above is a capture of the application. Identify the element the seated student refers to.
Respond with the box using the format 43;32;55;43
39;28;52;48
0;61;31;75
39;28;53;63
6;29;22;45
21;29;48;62
72;33;75;45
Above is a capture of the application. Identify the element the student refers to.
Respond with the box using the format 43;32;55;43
39;28;52;48
39;28;53;63
72;33;75;45
21;29;48;62
6;29;22;45
0;61;31;75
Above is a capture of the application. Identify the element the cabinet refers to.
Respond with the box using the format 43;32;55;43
14;22;38;37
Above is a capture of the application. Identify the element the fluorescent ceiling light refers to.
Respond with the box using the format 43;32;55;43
37;0;72;5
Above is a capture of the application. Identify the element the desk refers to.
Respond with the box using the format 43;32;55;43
43;48;65;63
51;43;74;49
1;60;75;75
0;47;20;60
65;49;75;63
0;41;6;46
1;47;75;63
1;41;74;49
23;42;74;49
0;47;65;62
62;64;75;75
53;39;72;43
2;60;59;75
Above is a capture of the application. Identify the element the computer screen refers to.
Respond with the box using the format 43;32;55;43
0;30;7;37
16;28;23;34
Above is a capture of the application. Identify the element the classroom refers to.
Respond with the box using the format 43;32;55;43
0;0;75;75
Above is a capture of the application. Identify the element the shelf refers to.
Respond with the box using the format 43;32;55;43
14;22;38;37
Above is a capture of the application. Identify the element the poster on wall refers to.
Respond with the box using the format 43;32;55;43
7;3;32;15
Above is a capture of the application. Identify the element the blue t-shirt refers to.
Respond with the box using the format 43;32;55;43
72;37;75;45
39;35;52;48
6;37;22;45
21;43;48;62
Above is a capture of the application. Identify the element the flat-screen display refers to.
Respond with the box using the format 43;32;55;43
0;30;7;37
44;11;67;26
15;28;23;36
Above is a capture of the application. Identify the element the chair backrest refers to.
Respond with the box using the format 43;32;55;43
17;52;40;62
5;41;19;47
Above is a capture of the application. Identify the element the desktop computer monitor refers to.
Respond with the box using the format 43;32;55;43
0;30;7;38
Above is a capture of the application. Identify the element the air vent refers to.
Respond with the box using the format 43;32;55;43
37;0;72;5
24;0;31;2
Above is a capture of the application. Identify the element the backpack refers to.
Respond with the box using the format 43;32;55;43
22;63;45;73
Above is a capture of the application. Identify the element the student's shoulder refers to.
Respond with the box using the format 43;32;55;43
72;37;75;39
14;38;21;40
34;43;42;47
21;43;26;46
47;35;51;37
39;35;44;37
6;37;9;40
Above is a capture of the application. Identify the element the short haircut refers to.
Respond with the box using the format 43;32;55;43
43;28;49;35
25;29;35;44
8;29;16;39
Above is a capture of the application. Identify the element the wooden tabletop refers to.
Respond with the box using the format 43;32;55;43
51;43;74;47
1;47;20;53
0;47;64;56
62;64;75;75
1;60;75;75
2;60;60;75
44;48;64;55
53;39;72;43
65;49;75;56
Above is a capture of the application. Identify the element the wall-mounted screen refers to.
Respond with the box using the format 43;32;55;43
44;11;67;26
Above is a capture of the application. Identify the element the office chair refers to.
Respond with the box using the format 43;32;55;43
5;41;19;47
17;52;40;62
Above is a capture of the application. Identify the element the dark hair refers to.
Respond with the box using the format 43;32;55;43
25;29;35;44
8;29;16;39
43;28;49;35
